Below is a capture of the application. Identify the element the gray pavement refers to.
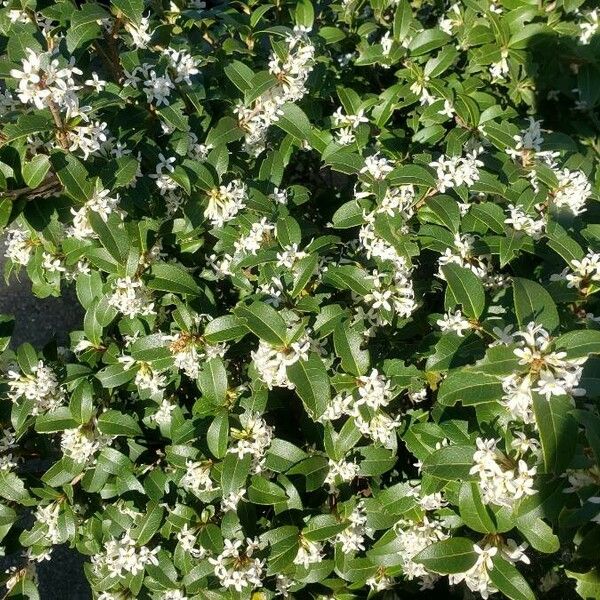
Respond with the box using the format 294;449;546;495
0;249;91;599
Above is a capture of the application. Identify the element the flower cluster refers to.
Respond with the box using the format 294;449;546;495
0;1;599;599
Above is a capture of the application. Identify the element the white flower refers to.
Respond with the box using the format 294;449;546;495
579;10;599;45
276;243;309;268
251;335;311;389
209;538;264;591
124;16;152;48
360;153;394;179
84;72;106;92
205;180;247;226
324;458;359;490
150;399;176;426
4;226;35;265
108;277;156;318
552;168;591;216
164;48;199;84
429;148;483;192
91;532;160;578
7;361;65;415
437;310;472;337
144;70;175;105
61;424;112;464
180;460;215;495
294;537;323;567
504;204;545;240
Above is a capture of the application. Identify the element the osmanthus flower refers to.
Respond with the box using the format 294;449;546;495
228;412;273;471
437;309;473;337
4;225;37;266
234;26;314;155
504;203;546;240
2;1;600;598
7;360;65;415
450;539;530;599
208;537;264;592
176;524;208;559
108;276;156;318
429;147;484;192
392;516;449;589
470;437;537;507
551;250;600;291
294;536;323;568
60;422;113;465
9;48;82;110
204;180;247;226
179;459;216;495
438;233;492;281
91;532;160;579
69;182;121;240
552;168;592;216
334;501;373;553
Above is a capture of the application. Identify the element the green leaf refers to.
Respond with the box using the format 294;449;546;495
0;472;31;503
331;200;368;229
287;455;329;491
532;394;577;474
112;0;143;25
287;353;331;419
205;116;244;147
98;409;142;437
50;153;94;203
437;371;503;406
414;538;477;574
275;103;312;142
234;302;287;346
489;557;535;600
224;60;254;93
323;148;364;175
322;265;372;295
96;364;137;388
408;29;450;56
221;454;251;495
131;502;164;545
304;515;348;542
22;155;50;189
67;6;102;52
294;0;314;28
458;482;497;533
566;568;600;600
3;113;53;144
207;413;229;459
388;164;436;188
512;277;559;333
203;315;248;343
89;213;129;265
422;445;476;480
555;330;600;359
35;408;78;432
393;0;413;42
514;513;559;554
276;215;301;246
248;476;288;505
333;322;370;376
198;358;228;406
17;343;38;375
291;253;318;298
148;263;202;296
500;230;526;267
442;263;485;319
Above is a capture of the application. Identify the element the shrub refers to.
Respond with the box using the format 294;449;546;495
1;0;600;598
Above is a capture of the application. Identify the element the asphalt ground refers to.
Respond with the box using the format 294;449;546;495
0;246;91;599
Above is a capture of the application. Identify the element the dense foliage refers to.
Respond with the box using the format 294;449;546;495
1;0;600;598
